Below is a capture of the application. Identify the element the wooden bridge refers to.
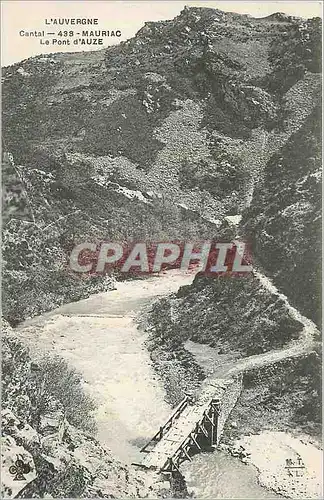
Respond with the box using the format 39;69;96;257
136;377;241;474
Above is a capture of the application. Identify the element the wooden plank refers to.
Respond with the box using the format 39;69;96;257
181;445;192;462
210;408;215;446
198;422;209;438
204;411;215;426
140;379;230;470
164;457;180;474
140;396;189;451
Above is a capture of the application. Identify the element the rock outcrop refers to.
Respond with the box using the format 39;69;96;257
2;8;321;324
243;106;322;325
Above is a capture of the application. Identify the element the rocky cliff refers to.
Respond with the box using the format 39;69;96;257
148;273;304;357
243;105;322;325
1;6;322;497
2;7;321;324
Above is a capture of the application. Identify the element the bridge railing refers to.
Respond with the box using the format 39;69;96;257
140;396;190;452
160;398;221;473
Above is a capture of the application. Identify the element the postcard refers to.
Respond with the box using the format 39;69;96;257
1;1;322;498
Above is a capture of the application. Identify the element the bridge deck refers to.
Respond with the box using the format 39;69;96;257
140;378;230;470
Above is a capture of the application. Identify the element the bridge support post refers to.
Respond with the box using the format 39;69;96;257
211;400;220;446
210;408;215;446
168;458;180;474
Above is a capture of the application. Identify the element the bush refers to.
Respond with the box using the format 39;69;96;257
30;356;96;434
2;334;97;435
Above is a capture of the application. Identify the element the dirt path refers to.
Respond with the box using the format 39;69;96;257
183;270;321;500
226;270;319;376
187;269;319;381
16;262;320;497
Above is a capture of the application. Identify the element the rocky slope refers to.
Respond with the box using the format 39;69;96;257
2;150;214;325
130;7;322;439
145;270;321;438
2;7;321;325
148;273;304;356
2;322;156;499
1;6;322;498
243;105;322;325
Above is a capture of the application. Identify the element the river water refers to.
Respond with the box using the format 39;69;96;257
17;270;281;498
181;451;281;499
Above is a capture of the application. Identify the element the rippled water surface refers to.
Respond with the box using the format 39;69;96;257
181;451;282;499
18;270;286;497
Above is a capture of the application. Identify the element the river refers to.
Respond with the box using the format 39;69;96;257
181;451;281;499
16;269;303;499
17;270;193;464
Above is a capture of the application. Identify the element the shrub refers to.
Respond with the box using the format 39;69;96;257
2;334;97;435
30;356;96;434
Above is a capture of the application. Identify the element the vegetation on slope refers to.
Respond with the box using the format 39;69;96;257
2;7;321;325
243;105;322;325
147;274;303;356
145;275;321;438
223;347;322;441
2;151;215;324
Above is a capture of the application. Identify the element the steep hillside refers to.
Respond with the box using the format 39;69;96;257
2;151;214;324
145;271;321;437
3;9;321;212
2;7;321;324
148;273;304;357
243;105;322;325
1;7;322;498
